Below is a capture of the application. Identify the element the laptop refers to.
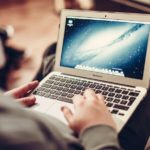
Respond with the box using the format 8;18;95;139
31;10;150;132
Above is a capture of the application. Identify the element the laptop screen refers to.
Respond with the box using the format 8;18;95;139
60;17;150;80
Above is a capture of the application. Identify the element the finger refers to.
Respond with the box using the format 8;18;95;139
16;95;36;107
84;89;97;102
61;106;73;125
11;81;39;98
96;94;105;104
72;94;84;108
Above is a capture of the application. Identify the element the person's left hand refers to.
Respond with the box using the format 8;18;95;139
5;81;39;107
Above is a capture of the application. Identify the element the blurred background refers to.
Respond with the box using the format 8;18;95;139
0;0;149;90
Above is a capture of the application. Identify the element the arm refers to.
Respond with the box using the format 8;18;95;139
0;92;81;150
62;89;122;150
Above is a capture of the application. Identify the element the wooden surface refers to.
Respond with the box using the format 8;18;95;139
0;0;59;89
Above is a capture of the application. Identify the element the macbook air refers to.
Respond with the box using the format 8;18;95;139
31;10;150;132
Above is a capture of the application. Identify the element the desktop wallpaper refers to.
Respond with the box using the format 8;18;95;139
60;17;150;79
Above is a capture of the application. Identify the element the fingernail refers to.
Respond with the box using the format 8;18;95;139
30;96;36;103
33;80;39;84
30;95;35;100
61;106;65;111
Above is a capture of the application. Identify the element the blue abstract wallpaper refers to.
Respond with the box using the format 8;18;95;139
60;17;150;80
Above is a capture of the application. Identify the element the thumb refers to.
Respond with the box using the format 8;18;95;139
16;96;36;107
61;106;74;125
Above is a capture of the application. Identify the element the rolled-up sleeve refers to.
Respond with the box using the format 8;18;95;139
79;125;122;150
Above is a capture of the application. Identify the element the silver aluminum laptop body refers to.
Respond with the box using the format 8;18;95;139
31;10;150;132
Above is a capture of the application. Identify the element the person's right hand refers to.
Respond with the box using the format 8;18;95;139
61;89;116;135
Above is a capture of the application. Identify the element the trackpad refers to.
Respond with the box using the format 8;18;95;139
112;115;124;132
45;101;74;124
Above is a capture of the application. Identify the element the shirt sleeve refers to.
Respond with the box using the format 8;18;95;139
79;125;122;150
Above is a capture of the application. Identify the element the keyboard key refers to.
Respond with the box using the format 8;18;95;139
77;81;84;86
66;79;72;83
118;113;125;116
76;86;83;90
51;85;58;89
82;87;86;91
71;80;78;84
113;99;120;103
57;86;63;91
54;81;60;85
95;85;102;89
128;97;136;106
129;97;136;101
44;88;50;92
108;88;115;92
102;91;109;96
70;85;77;89
41;83;51;88
60;78;66;82
122;95;129;100
67;94;74;98
50;95;58;99
59;82;65;86
83;82;90;87
37;87;45;91
122;90;129;95
115;89;122;93
95;90;102;94
57;96;72;103
106;97;113;102
45;93;51;98
114;104;129;111
49;76;56;80
106;102;113;107
120;100;127;105
45;80;54;84
74;90;80;94
129;92;139;97
102;86;109;91
108;93;115;97
33;90;37;95
55;91;62;96
61;92;68;97
115;94;122;98
64;84;71;88
63;98;73;103
89;84;96;88
50;90;56;94
68;89;75;93
36;91;42;96
111;109;119;114
62;88;69;92
128;101;134;106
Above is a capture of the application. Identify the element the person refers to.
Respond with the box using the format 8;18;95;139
0;38;122;149
0;40;150;150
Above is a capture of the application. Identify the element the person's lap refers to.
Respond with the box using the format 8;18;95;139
119;88;150;150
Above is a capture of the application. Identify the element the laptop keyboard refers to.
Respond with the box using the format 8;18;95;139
33;75;140;116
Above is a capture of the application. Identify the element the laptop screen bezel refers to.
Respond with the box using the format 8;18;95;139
55;10;150;89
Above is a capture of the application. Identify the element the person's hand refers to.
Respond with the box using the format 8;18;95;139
5;81;39;107
61;89;116;134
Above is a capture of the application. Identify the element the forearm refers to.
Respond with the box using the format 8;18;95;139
80;125;122;150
